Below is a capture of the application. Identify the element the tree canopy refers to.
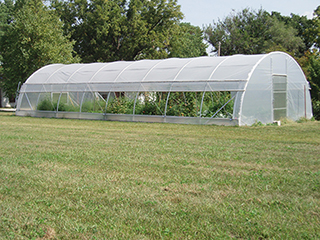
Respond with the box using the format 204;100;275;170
168;22;207;58
312;6;320;48
51;0;183;62
0;0;79;98
204;8;304;57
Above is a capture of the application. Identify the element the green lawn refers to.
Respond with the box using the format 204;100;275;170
0;112;319;239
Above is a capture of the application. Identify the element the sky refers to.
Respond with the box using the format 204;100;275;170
177;0;319;27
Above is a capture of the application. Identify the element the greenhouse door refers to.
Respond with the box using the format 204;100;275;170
272;75;287;121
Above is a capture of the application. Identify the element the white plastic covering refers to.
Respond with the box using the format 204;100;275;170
16;51;313;126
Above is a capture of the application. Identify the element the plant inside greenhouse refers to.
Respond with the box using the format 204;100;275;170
35;91;234;119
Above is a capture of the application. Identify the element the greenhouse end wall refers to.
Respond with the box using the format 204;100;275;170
239;52;312;126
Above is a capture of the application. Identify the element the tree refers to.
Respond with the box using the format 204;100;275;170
298;50;320;119
204;8;304;56
262;16;304;56
51;0;183;62
0;0;79;99
299;50;320;101
311;5;320;48
168;22;207;58
0;0;13;37
204;8;270;56
271;12;315;55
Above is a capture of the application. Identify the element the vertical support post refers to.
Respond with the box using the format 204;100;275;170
218;42;221;56
56;92;62;112
164;92;171;117
25;93;34;111
79;92;86;113
200;91;206;117
133;91;140;115
36;93;42;109
105;92;111;114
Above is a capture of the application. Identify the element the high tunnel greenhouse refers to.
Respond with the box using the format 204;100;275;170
16;51;313;126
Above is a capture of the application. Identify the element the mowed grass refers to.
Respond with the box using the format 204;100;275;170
0;113;319;239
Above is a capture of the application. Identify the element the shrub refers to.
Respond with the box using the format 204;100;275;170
37;98;56;111
312;100;320;120
37;98;80;112
106;97;134;114
81;100;105;113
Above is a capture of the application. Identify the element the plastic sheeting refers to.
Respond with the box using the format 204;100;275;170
19;55;261;93
16;51;313;126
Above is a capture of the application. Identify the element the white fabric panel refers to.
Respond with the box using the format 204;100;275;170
232;92;244;120
286;55;313;120
272;54;287;75
240;52;313;126
25;93;39;111
113;60;160;83
240;54;273;125
27;64;64;84
211;55;264;80
19;93;32;110
67;63;105;83
45;64;83;84
21;56;261;93
91;61;134;83
175;57;227;81
144;58;192;82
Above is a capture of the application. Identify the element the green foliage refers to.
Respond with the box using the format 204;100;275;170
168;22;207;58
201;92;234;118
57;102;80;112
135;92;233;118
81;99;105;113
35;91;234;118
37;98;106;113
135;92;167;115
204;8;270;56
262;17;304;56
296;117;313;123
251;120;264;127
312;6;320;49
166;92;200;117
312;99;320;120
0;0;13;38
37;98;56;111
51;0;183;62
0;0;79;99
271;11;315;55
204;8;304;57
307;51;320;101
298;50;320;101
106;96;134;114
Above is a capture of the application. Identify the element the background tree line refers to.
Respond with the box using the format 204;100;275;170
0;0;319;119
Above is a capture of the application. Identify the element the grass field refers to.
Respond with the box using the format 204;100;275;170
0;112;319;239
